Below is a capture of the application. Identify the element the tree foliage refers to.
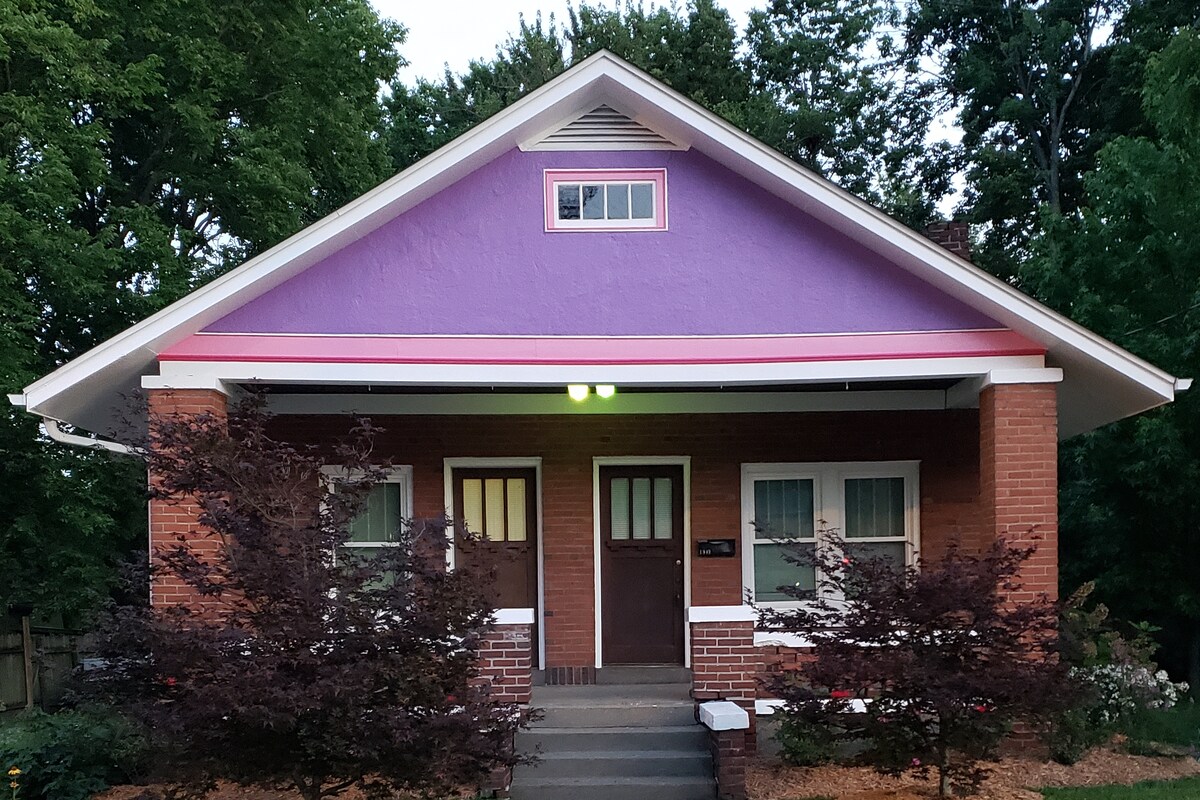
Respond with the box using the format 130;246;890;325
906;0;1200;278
745;0;954;225
1021;28;1200;691
80;400;522;800
0;0;405;621
761;536;1069;796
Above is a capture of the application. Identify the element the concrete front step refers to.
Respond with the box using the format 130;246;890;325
519;724;709;754
534;702;695;727
515;749;711;779
530;684;696;728
513;685;716;800
508;776;716;800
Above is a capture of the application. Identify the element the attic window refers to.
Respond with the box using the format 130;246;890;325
544;168;667;232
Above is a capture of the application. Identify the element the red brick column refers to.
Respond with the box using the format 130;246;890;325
691;620;758;702
690;607;761;757
710;728;749;800
147;388;229;608
478;617;533;705
978;383;1058;600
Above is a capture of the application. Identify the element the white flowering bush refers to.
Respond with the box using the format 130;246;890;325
1047;584;1189;764
1071;664;1189;726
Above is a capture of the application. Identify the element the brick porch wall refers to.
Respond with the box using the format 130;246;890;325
147;388;229;607
478;623;534;704
270;409;983;672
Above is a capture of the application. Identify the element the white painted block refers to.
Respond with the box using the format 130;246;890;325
688;605;758;623
699;700;750;731
493;607;536;625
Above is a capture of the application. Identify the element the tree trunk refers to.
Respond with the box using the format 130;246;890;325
938;744;951;797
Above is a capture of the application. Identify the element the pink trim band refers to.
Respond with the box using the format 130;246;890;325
160;330;1044;365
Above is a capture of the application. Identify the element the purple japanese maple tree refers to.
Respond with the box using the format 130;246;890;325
82;398;525;800
760;533;1071;796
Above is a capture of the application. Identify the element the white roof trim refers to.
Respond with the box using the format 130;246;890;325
16;50;1179;437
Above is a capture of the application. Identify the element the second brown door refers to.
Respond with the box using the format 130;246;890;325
599;465;685;665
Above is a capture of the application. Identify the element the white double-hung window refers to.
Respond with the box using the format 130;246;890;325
741;461;920;606
321;466;414;561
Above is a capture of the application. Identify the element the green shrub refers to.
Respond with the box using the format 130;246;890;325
1047;585;1190;764
1122;702;1200;755
775;715;838;767
1046;707;1111;765
0;707;146;800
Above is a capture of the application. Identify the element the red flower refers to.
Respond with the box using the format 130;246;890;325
973;704;989;713
164;677;178;687
830;689;853;699
445;694;458;704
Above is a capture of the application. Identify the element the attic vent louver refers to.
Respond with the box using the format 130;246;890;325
527;105;683;150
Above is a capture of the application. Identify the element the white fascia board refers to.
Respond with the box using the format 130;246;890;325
151;354;1046;389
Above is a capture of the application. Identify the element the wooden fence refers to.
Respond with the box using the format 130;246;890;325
0;630;81;712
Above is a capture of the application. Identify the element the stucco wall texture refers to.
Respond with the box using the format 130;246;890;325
205;148;999;337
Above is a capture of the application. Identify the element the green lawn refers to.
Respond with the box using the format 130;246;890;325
1042;777;1200;799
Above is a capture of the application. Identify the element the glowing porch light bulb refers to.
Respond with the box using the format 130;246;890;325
567;384;589;401
596;384;616;399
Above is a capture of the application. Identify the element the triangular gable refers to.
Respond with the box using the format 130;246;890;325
14;50;1181;438
196;147;999;338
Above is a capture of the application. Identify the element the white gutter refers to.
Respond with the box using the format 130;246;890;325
1176;378;1193;392
8;394;142;457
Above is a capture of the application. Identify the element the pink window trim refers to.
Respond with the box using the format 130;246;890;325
543;168;668;232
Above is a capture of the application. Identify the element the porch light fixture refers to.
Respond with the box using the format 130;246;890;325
596;384;616;398
567;384;589;401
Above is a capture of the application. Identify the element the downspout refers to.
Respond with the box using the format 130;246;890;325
7;395;143;457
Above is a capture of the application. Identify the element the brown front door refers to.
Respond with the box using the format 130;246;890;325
600;465;685;665
453;467;539;667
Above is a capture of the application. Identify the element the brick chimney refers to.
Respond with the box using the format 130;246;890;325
923;220;971;261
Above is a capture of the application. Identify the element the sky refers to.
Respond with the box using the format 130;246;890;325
371;0;763;84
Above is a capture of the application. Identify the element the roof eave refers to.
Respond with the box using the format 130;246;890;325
19;50;1180;437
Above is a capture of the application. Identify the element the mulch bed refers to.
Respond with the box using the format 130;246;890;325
747;747;1200;800
95;784;461;799
94;747;1200;799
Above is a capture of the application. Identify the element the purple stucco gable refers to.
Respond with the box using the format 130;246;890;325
204;148;998;336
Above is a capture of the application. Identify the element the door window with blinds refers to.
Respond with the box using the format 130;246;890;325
609;475;675;541
460;475;530;542
324;467;414;560
741;462;919;606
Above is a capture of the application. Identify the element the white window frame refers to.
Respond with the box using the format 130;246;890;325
543;168;668;232
740;461;920;609
320;466;414;554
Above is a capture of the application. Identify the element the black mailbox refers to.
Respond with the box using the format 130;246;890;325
697;539;736;557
